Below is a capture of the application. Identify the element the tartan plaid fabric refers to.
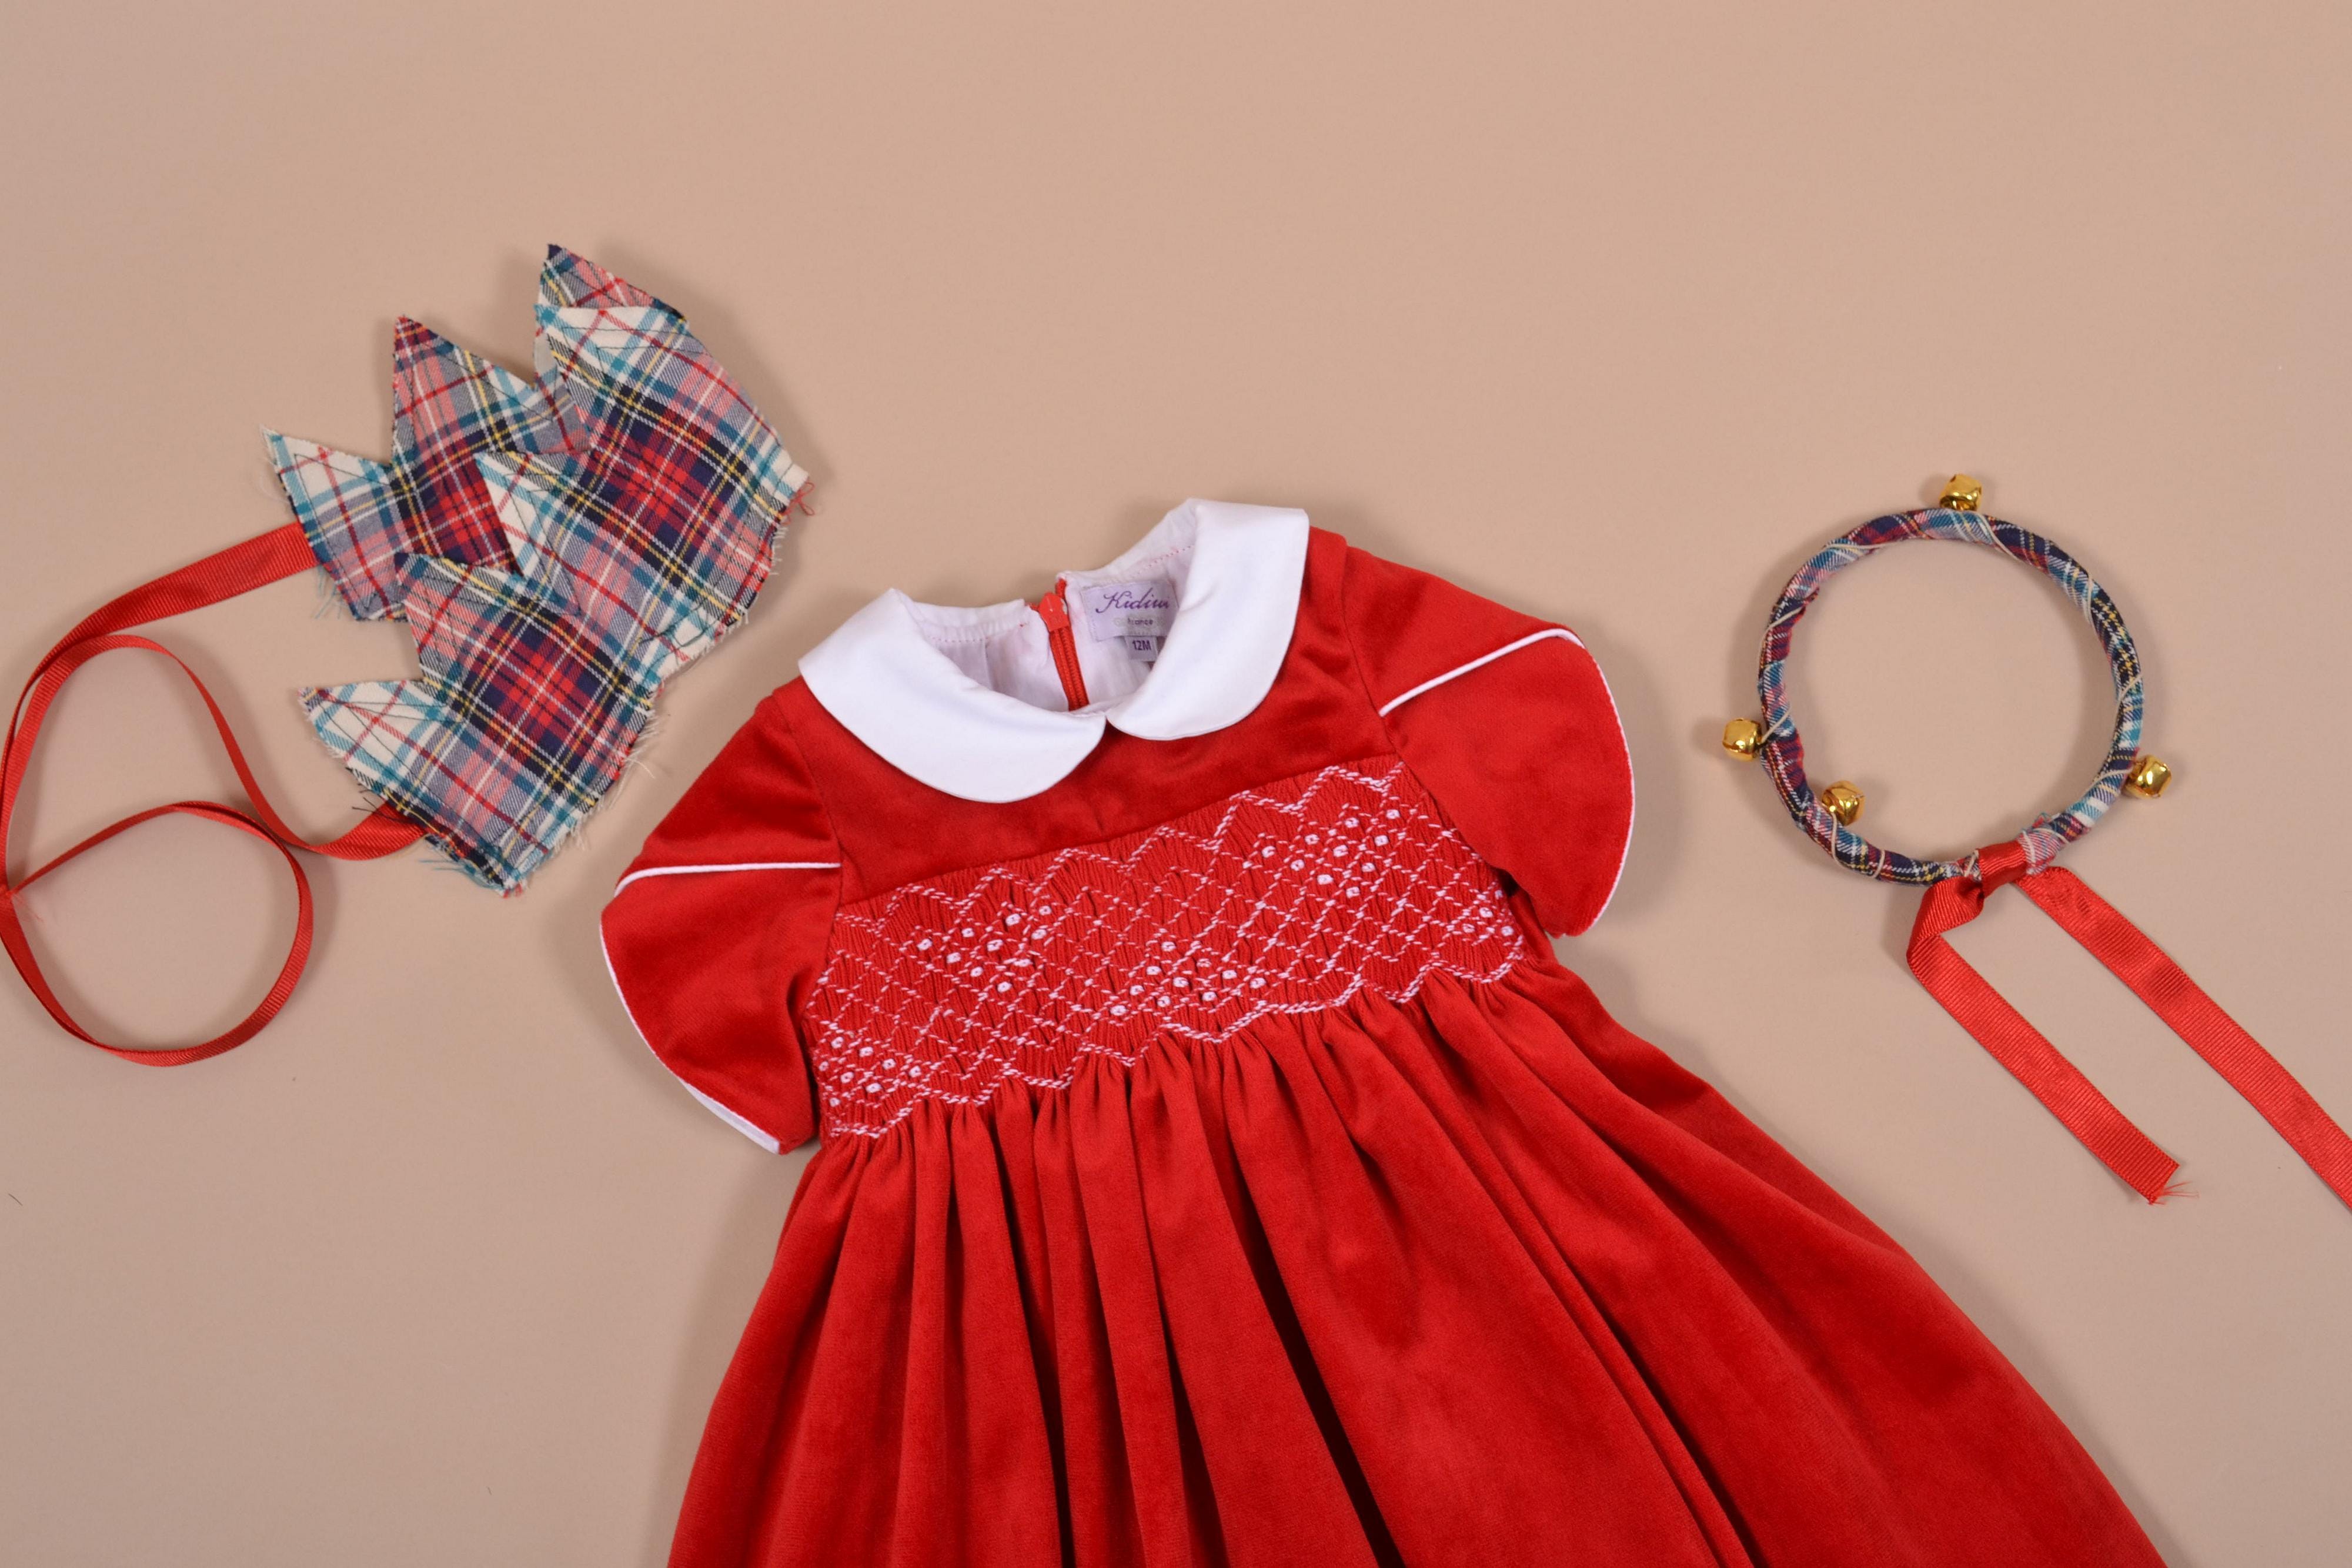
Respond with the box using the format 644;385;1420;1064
1756;507;2145;885
268;248;808;891
265;319;574;620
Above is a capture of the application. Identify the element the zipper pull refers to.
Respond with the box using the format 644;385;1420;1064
1037;584;1071;631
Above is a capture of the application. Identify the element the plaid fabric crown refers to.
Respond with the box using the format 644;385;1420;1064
2;246;808;1063
264;247;808;891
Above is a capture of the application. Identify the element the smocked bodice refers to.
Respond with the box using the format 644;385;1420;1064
803;759;1526;1138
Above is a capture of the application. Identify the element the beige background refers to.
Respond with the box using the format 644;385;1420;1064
3;2;2348;1563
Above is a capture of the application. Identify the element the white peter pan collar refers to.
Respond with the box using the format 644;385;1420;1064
800;500;1311;802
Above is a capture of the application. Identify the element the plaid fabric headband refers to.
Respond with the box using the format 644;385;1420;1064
1722;484;2350;1215
2;248;808;1064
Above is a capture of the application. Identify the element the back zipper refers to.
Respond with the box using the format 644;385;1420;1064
1037;582;1091;710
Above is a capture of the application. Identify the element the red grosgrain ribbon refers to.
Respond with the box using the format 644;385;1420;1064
1909;841;2352;1209
1;524;423;1065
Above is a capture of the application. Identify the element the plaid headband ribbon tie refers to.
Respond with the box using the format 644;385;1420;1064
1;248;808;1064
1748;504;2351;1212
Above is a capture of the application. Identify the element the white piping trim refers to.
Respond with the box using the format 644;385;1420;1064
597;922;784;1154
1376;628;1585;717
1581;650;1636;929
1374;626;1635;932
610;860;839;897
681;1082;787;1154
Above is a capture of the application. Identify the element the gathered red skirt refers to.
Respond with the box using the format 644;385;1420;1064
668;958;2164;1567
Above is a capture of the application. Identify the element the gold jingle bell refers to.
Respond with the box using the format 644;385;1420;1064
1938;473;1983;513
1722;717;1766;760
1820;780;1865;826
2124;754;2173;798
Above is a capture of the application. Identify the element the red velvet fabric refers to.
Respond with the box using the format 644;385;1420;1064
603;530;2163;1566
600;708;836;1149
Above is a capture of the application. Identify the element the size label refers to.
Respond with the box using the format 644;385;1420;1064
1075;579;1174;660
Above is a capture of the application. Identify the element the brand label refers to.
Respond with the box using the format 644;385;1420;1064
1076;579;1174;660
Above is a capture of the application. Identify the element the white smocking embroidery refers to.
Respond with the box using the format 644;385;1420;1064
804;758;1526;1138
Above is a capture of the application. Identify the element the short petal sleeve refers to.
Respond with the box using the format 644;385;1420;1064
599;696;840;1151
1342;547;1633;937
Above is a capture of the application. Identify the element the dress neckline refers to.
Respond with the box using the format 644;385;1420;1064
798;499;1311;802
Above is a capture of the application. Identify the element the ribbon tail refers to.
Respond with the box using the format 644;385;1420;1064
2;526;425;1065
2019;869;2352;1212
1907;877;2183;1202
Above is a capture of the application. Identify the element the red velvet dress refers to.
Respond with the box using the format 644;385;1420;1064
602;503;2163;1567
